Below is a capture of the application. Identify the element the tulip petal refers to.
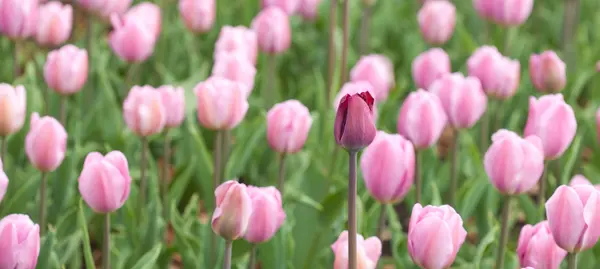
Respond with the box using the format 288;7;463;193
409;217;453;269
0;223;18;269
580;189;600;249
545;186;586;252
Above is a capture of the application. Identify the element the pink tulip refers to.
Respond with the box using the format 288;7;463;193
331;231;382;269
266;100;313;153
125;3;161;40
261;0;299;14
524;94;577;160
0;84;26;137
0;214;40;269
476;0;534;26
78;151;131;213
123;86;166;136
298;0;322;20
484;130;544;195
211;52;257;97
194;77;249;130
517;221;567;269
408;204;466;269
252;7;291;54
0;158;7;203
546;185;600;252
350;54;395;102
569;175;600;192
212;180;253;241
77;0;132;17
178;0;215;34
467;46;520;99
412;48;451;90
109;14;156;63
214;26;258;65
158;86;185;129
397;89;447;149
44;45;88;95
334;91;376;150
417;0;456;45
360;131;414;204
243;186;286;243
529;51;567;93
0;0;38;39
25;113;67;173
429;73;487;129
35;1;72;47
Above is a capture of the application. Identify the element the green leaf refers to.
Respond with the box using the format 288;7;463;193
77;200;96;269
130;244;163;269
318;188;346;226
38;229;57;269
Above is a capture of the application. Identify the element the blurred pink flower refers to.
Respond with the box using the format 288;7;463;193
412;48;451;90
252;7;291;54
25;113;67;172
0;84;27;137
211;51;257;97
35;1;72;47
123;86;166;136
44;45;88;95
0;158;7;204
297;0;322;20
331;231;382;269
212;180;253;240
473;0;533;26
78;0;132;18
193;77;249;130
243;186;286;243
517;221;566;269
0;0;38;39
158;86;185;128
397;89;447;149
109;14;156;62
261;0;299;15
179;0;215;33
214;26;258;65
529;51;566;93
266;100;313;153
429;73;487;129
417;0;456;45
468;46;520;99
0;214;40;269
78;151;131;213
350;54;395;102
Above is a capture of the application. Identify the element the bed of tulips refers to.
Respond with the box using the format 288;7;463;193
0;0;600;268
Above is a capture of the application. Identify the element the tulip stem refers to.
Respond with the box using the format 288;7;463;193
0;136;6;161
139;137;148;208
415;150;422;204
562;0;580;72
277;153;287;194
223;240;233;269
211;130;224;268
359;6;372;55
567;252;578;269
449;131;460;207
480;110;490;153
376;205;386;240
326;0;337;105
39;172;48;236
103;213;111;269
13;40;20;79
59;95;67;126
248;244;257;269
348;150;358;269
339;0;350;84
85;15;95;107
264;54;277;108
537;161;549;217
162;130;171;223
495;195;512;269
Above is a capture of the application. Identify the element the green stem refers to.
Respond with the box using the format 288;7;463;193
85;15;94;107
567;252;578;269
248;244;257;269
480;108;490;152
211;130;223;268
223;240;233;269
39;172;48;236
449;131;460;207
415;150;422;204
339;0;350;84
277;153;287;193
359;6;372;55
103;213;111;269
264;54;277;108
348;150;358;269
139;137;148;207
375;205;386;240
538;161;549;217
1;136;6;161
13;40;20;80
562;0;580;73
59;95;68;127
495;195;513;269
326;0;337;105
162;130;171;223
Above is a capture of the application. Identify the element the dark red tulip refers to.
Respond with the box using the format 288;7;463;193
334;91;376;151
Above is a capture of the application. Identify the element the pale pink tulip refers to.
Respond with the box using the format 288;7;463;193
109;14;156;63
529;51;566;93
266;100;313;153
397;89;447;149
0;214;40;269
77;0;132;17
35;1;72;47
158;86;185;128
78;151;131;213
417;0;456;45
214;26;258;65
123;86;166;136
298;0;322;20
331;231;382;269
261;0;299;15
468;46;520;99
412;48;451;90
243;186;286;243
475;0;534;26
429;73;487;129
194;77;249;130
178;0;215;34
0;0;38;39
350;54;395;102
44;45;88;95
252;7;291;54
125;3;161;40
0;158;7;204
569;175;600;192
25;113;67;172
0;84;27;137
212;180;253;241
211;52;257;97
517;221;567;269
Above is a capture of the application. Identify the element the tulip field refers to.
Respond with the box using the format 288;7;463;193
2;0;600;268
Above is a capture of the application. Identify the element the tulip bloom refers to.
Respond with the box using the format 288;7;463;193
0;0;38;39
123;86;166;136
158;86;185;129
334;91;376;151
524;94;577;160
0;84;27;137
546;185;600;252
109;14;157;63
417;0;456;45
412;48;451;90
251;7;291;54
78;151;131;213
517;221;567;269
178;0;215;34
0;158;7;203
44;45;88;95
214;26;258;65
473;0;533;26
360;131;414;204
77;0;131;17
429;73;487;129
569;175;600;191
212;180;253;241
125;3;161;40
0;214;40;269
35;2;72;47
350;54;395;102
25;113;67;173
211;52;257;97
297;0;321;20
333;81;377;108
261;0;299;14
331;231;382;269
529;51;566;93
193;77;249;130
467;46;520;99
266;100;313;154
243;186;286;243
397;89;447;149
408;204;467;269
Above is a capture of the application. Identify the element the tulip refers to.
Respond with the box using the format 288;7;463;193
0;214;40;269
123;86;166;137
334;91;376;151
109;14;157;63
77;0;131;17
331;231;382;269
78;151;131;213
529;51;567;93
417;0;456;45
44;45;88;95
261;0;299;15
397;89;447;149
333;81;377;108
125;3;161;40
408;204;466;269
297;0;322;20
179;0;215;34
569;174;600;191
211;52;257;97
473;0;534;26
360;131;414;204
0;84;27;137
251;7;292;54
0;158;7;203
212;180;253;241
517;221;567;269
468;46;520;99
35;1;72;47
243;186;286;243
350;54;395;102
158;86;185;129
429;73;487;129
25;113;67;173
0;0;38;39
412;48;451;90
214;26;258;65
266;100;313;154
194;77;249;131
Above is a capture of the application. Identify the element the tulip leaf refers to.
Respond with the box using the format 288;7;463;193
77;200;96;269
38;229;56;269
130;244;162;269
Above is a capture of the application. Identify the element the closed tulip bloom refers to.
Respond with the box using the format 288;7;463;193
472;0;493;20
408;204;467;269
252;7;291;54
0;84;26;137
77;0;132;17
123;86;166;136
44;45;88;95
0;214;40;269
412;48;451;90
0;0;38;39
484;130;544;195
429;73;487;129
261;0;299;14
360;131;414;204
350;54;395;102
0;159;7;203
298;0;321;20
212;180;253;241
179;0;215;33
25;113;67;173
158;86;185;128
211;52;257;97
468;46;520;99
334;91;377;150
331;231;382;269
417;0;456;45
569;175;600;192
78;151;131;213
529;51;566;93
546;185;600;252
214;26;258;65
333;81;377;108
397;89;447;149
244;186;286;243
524;94;577;159
517;221;567;269
490;56;520;99
126;3;161;40
493;0;533;26
109;14;156;63
266;100;313;153
194;77;249;130
35;2;72;47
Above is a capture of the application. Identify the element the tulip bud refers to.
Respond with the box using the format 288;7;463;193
331;231;382;269
529;51;567;93
44;45;88;95
495;0;534;26
158;86;185;129
78;0;132;18
517;221;567;269
252;7;291;54
212;52;257;97
0;84;27;137
212;180;253;241
243;186;286;243
429;73;487;129
524;94;577;160
334;91;377;151
261;0;299;14
178;0;215;34
397;89;447;149
417;0;456;45
472;0;493;21
0;214;40;269
109;14;156;63
25;113;67;173
267;100;313;154
125;3;161;40
568;175;600;192
0;0;38;39
333;81;377;108
408;204;467;269
35;2;72;47
360;131;414;204
214;26;258;65
412;48;451;90
0;158;7;203
350;54;395;102
298;0;322;21
468;46;520;99
123;86;166;136
194;77;249;130
78;151;131;213
546;185;600;252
